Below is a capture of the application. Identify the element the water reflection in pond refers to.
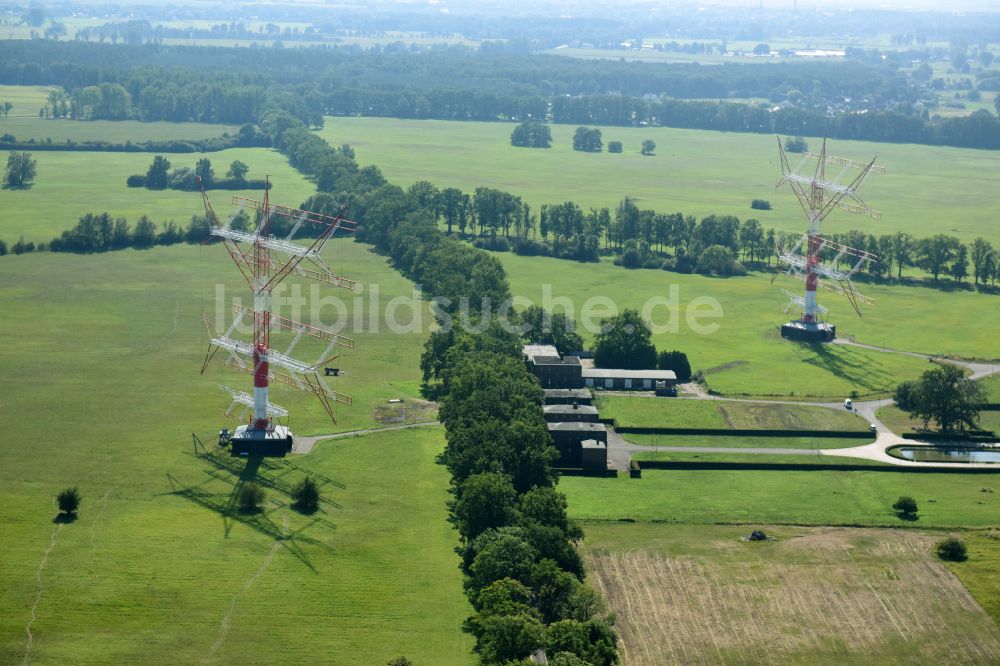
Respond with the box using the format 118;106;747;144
894;446;1000;463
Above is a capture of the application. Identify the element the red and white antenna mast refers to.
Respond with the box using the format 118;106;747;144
774;138;884;342
198;178;357;456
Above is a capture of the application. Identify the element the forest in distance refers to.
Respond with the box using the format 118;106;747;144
1;38;999;149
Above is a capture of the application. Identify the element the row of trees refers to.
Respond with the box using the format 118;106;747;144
266;112;620;663
45;212;206;253
128;156;260;191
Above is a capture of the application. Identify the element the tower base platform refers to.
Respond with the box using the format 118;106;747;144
229;424;293;457
781;319;836;342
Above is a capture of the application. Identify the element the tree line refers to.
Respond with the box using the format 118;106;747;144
2;40;998;150
126;156;267;191
262;111;621;664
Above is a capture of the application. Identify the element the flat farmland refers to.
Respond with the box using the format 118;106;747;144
317;116;1000;243
581;523;1000;665
0;243;471;664
0;148;314;242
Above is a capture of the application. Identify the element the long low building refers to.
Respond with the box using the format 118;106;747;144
581;368;677;391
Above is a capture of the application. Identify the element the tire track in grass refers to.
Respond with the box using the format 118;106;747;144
203;512;287;664
23;522;62;666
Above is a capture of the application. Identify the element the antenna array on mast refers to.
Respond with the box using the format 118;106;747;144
773;138;884;342
198;179;357;456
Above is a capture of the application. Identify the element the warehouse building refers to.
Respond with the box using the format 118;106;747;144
581;368;677;391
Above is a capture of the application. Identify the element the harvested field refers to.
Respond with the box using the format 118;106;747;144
582;524;1000;665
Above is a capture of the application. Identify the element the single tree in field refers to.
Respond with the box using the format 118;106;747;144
897;363;984;432
892;496;918;518
607;140;623;153
936;536;967;561
57;487;81;516
1;101;12;118
641;139;656;155
593;308;657;370
290;476;320;514
4;151;37;187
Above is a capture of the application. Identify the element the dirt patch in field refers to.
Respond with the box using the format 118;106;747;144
584;527;1000;665
703;360;749;375
372;399;437;426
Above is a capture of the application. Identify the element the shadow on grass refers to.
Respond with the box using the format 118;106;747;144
166;473;336;573
163;441;348;572
52;513;77;524
896;511;919;522
794;340;900;392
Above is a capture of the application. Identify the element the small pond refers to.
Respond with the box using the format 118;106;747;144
893;446;1000;463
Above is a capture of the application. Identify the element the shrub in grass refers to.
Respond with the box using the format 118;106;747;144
937;536;968;561
893;495;918;518
238;483;265;514
291;476;320;514
57;486;81;515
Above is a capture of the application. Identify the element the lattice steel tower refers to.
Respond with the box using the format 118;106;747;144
199;180;356;456
774;138;884;342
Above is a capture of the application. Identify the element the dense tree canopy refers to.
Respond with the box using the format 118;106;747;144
593;309;657;370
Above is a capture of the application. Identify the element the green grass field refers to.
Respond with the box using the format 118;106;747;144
497;252;998;397
877;405;1000;435
560;468;1000;527
0;84;54;117
625;434;869;450
946;531;1000;626
599;394;868;429
0;148;315;242
317;117;1000;243
0;85;240;142
631;449;879;462
0;243;472;664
